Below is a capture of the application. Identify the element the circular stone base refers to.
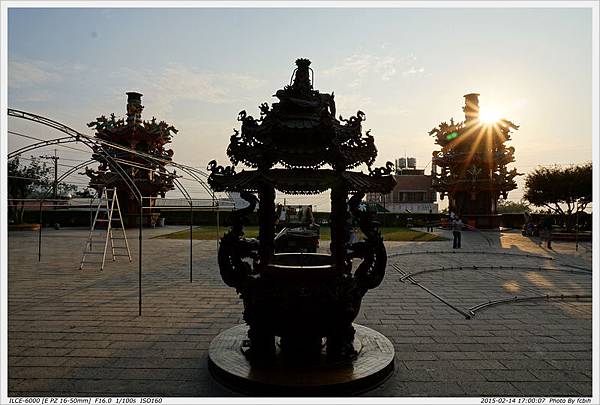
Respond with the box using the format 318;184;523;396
208;324;395;395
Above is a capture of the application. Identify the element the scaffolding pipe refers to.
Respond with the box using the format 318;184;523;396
139;204;143;316
190;201;193;283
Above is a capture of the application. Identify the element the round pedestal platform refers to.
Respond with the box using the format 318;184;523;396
208;324;395;395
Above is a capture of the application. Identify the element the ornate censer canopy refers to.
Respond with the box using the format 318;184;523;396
206;60;397;389
209;58;395;195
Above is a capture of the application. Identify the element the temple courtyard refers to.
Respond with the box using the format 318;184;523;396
7;226;592;397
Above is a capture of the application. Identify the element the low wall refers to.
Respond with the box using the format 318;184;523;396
13;208;592;232
17;209;252;228
500;212;592;231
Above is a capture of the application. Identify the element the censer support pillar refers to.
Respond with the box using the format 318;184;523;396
330;182;348;272
258;184;276;266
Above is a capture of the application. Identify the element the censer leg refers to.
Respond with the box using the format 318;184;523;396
327;324;357;360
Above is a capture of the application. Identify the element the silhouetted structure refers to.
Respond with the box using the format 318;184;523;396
207;58;396;370
86;92;177;226
429;93;519;228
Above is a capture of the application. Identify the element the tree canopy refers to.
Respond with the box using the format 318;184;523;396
8;156;51;224
523;163;592;230
497;199;532;214
8;156;80;224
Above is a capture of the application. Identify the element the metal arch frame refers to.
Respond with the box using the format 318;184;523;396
8;108;226;201
8;108;233;316
8;109;86;141
9;137;81;159
9;110;150;316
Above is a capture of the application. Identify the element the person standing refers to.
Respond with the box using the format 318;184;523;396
452;216;463;249
426;208;434;232
540;215;554;249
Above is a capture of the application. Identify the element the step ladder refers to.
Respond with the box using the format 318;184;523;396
80;187;132;270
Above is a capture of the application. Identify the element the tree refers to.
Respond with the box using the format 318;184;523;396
8;156;51;224
58;182;78;197
523;163;592;231
75;188;96;198
497;199;531;214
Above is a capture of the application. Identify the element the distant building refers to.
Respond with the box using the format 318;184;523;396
366;159;438;213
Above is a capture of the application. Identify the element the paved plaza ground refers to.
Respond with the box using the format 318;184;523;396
6;225;593;397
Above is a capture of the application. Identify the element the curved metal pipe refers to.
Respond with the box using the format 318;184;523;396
388;250;554;261
391;264;472;319
468;294;592;317
397;265;592;282
9;137;78;159
8;109;222;202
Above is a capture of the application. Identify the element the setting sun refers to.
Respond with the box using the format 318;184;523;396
479;108;503;124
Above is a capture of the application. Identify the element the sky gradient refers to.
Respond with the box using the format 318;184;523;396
7;7;593;209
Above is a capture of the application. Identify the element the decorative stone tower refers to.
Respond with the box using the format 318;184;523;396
429;93;520;228
86;92;177;227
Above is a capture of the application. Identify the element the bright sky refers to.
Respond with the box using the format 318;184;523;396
6;6;593;209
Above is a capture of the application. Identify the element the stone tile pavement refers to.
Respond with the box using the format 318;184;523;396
5;226;593;397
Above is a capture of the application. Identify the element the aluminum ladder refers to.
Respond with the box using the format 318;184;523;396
80;187;131;270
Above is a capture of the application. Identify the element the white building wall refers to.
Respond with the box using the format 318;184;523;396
383;202;439;214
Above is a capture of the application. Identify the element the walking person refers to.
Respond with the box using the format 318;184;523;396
452;215;463;249
540;215;554;249
426;208;434;232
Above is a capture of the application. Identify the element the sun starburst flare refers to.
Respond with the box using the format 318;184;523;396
479;108;503;124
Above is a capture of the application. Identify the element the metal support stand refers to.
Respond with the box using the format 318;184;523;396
190;201;193;283
38;202;43;261
575;204;580;252
216;208;220;249
139;204;143;316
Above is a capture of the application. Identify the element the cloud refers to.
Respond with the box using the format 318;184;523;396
322;53;424;85
371;105;412;116
111;63;267;116
334;93;374;118
402;67;425;77
8;60;63;89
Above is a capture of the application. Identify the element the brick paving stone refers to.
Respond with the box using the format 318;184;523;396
546;359;592;371
450;360;506;369
427;369;487;382
117;368;174;380
479;369;538;382
402;360;454;370
394;351;438;361
499;359;556;370
567;382;592;396
391;382;467;397
528;369;590;382
9;367;72;379
511;382;583;396
7;227;592;397
413;343;460;352
457;382;523;397
436;351;486;360
14;357;69;367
